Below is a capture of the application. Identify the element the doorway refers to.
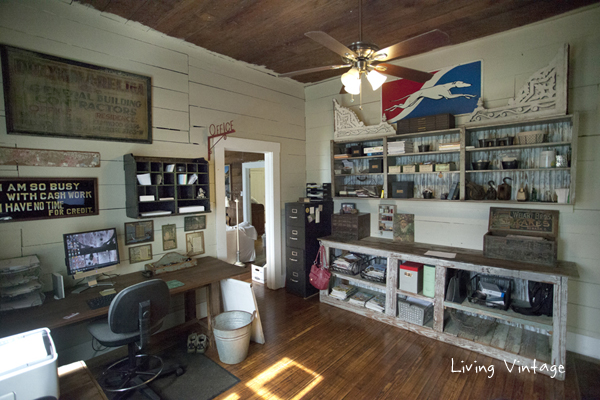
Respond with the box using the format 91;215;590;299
214;138;282;289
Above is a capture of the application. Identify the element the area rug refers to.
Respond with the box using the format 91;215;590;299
99;346;240;400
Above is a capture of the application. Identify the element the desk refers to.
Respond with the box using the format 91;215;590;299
0;256;247;339
58;360;108;400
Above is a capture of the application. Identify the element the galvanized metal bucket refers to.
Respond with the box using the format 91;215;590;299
212;310;254;364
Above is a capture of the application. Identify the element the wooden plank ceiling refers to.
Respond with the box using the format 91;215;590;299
77;0;598;83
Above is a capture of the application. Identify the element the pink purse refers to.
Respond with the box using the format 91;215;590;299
309;245;331;290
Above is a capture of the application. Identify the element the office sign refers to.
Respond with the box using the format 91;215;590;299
0;45;152;143
0;178;99;222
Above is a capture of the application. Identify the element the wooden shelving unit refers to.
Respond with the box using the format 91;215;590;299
330;114;578;204
123;154;210;219
318;235;577;380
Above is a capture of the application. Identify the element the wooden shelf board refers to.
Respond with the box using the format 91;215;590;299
334;172;383;177
444;299;553;331
333;155;383;161
391;128;462;139
465;167;570;173
331;271;386;291
388;171;459;175
387;150;460;157
466;141;571;151
397;289;435;303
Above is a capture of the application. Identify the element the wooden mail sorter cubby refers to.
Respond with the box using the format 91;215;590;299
318;235;577;380
124;154;210;218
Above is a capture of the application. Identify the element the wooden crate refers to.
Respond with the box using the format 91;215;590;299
483;208;558;266
331;213;370;240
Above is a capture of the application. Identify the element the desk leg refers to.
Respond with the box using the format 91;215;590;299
207;282;222;332
184;290;196;321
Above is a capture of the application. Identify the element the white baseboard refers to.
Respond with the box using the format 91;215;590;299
567;332;600;360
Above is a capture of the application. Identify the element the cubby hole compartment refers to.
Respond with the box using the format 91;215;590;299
442;309;552;364
138;200;176;215
137;185;157;197
196;163;209;174
397;294;435;329
163;173;175;185
136;161;150;172
150;162;162;172
387;172;458;200
389;130;460;154
175;163;187;173
178;185;195;200
466;145;571;170
333;157;382;176
333;174;384;198
329;248;375;276
150;173;162;185
197;173;209;185
187;164;198;173
464;169;571;202
157;185;175;200
327;274;386;303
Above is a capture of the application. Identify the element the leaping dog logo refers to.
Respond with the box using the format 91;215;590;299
385;81;477;112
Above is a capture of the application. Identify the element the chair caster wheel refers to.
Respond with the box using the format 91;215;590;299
176;367;185;377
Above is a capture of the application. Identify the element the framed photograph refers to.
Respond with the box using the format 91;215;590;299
0;45;152;143
161;224;177;251
393;214;415;243
124;221;154;245
186;231;205;256
184;215;206;232
129;244;152;264
341;203;356;214
225;164;231;200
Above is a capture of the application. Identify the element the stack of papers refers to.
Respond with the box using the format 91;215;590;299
332;253;363;274
330;284;358;300
362;263;386;280
188;174;198;185
348;291;374;307
439;142;461;151
366;294;386;313
388;141;414;155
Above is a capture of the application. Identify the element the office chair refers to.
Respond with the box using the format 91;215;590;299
88;279;184;399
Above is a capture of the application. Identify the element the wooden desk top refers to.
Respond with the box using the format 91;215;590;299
0;256;246;339
319;235;578;279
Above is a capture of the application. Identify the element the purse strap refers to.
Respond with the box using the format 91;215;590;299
313;244;328;270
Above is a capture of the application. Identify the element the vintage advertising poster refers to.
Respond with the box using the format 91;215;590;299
0;45;152;143
0;178;98;222
393;213;415;243
382;60;481;123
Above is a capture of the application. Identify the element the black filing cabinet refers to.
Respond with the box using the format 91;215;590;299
285;201;333;298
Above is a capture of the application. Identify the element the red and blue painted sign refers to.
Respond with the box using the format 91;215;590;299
382;60;482;123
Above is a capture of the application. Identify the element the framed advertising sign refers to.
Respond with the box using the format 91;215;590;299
0;45;152;143
0;178;99;222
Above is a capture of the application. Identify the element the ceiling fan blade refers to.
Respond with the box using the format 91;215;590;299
305;31;358;59
375;29;449;62
278;64;351;78
375;63;433;83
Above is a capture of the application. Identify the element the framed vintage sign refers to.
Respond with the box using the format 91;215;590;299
129;244;152;264
0;177;98;222
0;45;152;143
184;215;206;232
186;231;205;256
124;220;154;245
162;224;177;251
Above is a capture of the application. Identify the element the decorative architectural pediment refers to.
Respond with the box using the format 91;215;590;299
468;44;568;125
333;99;395;139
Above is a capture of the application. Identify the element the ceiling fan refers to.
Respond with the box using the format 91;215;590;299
279;1;450;94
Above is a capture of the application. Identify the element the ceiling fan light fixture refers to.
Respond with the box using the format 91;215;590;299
341;67;360;87
344;82;361;95
367;69;387;90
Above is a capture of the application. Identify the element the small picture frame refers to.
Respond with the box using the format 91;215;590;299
186;231;205;256
162;224;177;251
124;221;154;245
341;203;356;214
129;244;152;264
184;215;206;232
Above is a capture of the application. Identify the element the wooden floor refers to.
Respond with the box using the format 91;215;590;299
87;278;599;400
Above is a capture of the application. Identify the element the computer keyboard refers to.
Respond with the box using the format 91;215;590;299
87;293;117;310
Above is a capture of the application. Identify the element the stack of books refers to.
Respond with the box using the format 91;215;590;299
348;291;375;307
388;141;414;155
332;253;363;275
334;153;350;159
365;294;386;313
439;142;461;151
330;284;358;300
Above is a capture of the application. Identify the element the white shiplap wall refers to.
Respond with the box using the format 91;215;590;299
0;0;305;363
305;5;600;358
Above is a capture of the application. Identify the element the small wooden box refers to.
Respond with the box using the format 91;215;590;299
369;159;383;173
388;165;402;174
390;181;414;198
331;213;370;240
419;164;434;173
435;162;456;172
402;164;419;173
396;114;455;134
483;208;558;266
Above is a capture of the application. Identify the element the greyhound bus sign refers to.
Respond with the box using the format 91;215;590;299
382;60;481;123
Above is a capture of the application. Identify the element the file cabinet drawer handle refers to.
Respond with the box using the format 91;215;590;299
290;237;298;240
289;258;298;262
292;251;298;256
291;278;299;283
289;216;298;219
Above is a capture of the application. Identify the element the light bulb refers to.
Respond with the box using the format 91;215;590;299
341;68;360;87
367;69;387;90
344;82;360;95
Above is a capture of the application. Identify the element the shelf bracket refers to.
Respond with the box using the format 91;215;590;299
207;128;236;161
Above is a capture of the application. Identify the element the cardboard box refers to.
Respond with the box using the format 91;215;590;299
419;164;434;173
390;181;414;198
483;208;558;266
399;261;423;294
435;162;457;172
252;265;266;284
388;165;402;174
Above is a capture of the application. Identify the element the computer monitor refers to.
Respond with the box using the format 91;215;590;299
63;227;120;293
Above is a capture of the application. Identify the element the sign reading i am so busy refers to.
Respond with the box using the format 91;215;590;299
0;178;98;222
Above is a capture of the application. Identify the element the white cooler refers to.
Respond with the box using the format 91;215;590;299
0;328;59;400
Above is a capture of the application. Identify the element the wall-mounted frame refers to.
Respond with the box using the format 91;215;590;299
341;203;356;214
124;220;154;245
0;177;98;222
184;215;206;232
186;231;205;256
0;45;152;143
225;164;231;200
162;224;177;251
129;244;152;264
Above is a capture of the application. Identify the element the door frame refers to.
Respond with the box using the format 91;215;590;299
214;138;283;289
242;160;265;225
